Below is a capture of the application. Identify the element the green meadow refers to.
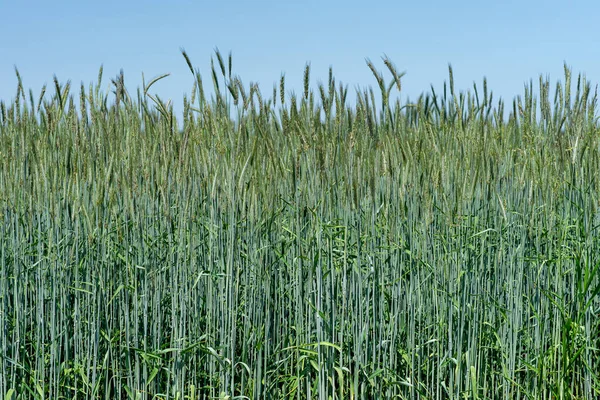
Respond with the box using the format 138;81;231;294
0;50;599;399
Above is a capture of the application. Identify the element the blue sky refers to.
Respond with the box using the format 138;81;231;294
1;0;598;118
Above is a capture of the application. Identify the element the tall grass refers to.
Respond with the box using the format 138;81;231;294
0;50;599;399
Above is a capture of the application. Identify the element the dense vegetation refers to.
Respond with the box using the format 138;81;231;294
1;50;599;399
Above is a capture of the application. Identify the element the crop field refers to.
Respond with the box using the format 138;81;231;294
0;50;599;399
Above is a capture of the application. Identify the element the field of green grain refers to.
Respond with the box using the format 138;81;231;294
0;50;599;399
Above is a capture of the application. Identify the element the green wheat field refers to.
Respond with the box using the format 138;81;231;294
1;50;599;399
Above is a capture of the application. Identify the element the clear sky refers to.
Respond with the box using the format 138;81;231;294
1;0;598;118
